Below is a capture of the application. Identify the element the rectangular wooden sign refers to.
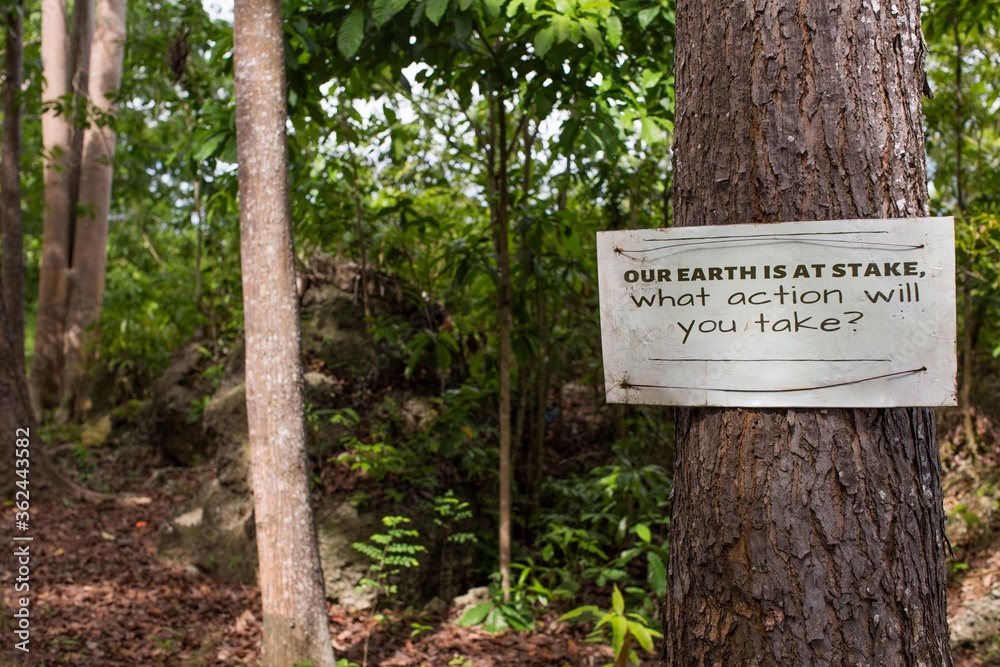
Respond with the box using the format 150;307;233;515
597;217;957;407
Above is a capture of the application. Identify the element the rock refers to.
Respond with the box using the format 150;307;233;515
316;501;383;612
156;478;257;583
80;413;113;449
401;396;437;432
144;343;214;466
951;586;1000;645
452;586;492;618
422;596;449;615
156;260;469;603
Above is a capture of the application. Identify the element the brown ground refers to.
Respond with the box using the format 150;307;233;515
0;445;623;667
2;403;998;666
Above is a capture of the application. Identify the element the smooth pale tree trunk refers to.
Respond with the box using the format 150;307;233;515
32;0;94;418
1;0;24;376
233;0;336;663
662;0;953;665
57;0;125;421
32;0;75;414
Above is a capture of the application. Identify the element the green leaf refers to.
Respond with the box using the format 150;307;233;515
458;0;473;10
426;0;449;25
557;605;600;622
193;132;227;162
605;14;622;47
337;10;365;59
628;620;655;652
373;0;409;26
611;584;625;615
457;601;494;627
481;0;501;19
533;26;555;56
506;0;523;16
640;116;664;144
647;551;667;598
633;523;652;544
611;615;628;658
640;68;663;90
552;14;572;42
637;6;659;29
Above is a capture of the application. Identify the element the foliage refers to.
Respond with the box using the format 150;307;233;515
558;584;663;667
352;515;427;601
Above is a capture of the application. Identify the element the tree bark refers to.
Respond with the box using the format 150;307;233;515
662;0;953;665
1;0;24;376
233;0;336;663
31;0;95;418
56;0;125;421
0;281;33;496
32;0;75;414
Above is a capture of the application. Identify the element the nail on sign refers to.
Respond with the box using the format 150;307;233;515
597;217;957;407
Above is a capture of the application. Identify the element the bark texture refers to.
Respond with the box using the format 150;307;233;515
0;281;32;495
233;0;336;663
58;0;125;420
33;0;75;413
32;0;97;418
663;0;953;665
1;0;24;375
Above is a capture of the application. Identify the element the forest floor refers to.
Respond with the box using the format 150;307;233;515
0;443;627;667
1;406;998;666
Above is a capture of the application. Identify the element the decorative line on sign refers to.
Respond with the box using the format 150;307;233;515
616;234;924;256
619;367;926;394
641;230;889;242
648;358;892;362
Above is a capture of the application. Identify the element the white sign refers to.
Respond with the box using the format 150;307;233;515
597;217;957;407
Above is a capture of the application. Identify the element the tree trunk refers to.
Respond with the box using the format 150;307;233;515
0;283;33;496
57;0;124;422
662;0;953;665
1;0;24;376
31;0;95;418
32;0;75;414
233;0;336;663
490;89;514;600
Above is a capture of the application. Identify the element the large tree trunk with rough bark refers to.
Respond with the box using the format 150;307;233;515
1;0;24;376
233;0;336;663
57;0;125;422
661;1;953;665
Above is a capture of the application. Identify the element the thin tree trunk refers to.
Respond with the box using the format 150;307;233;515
32;0;74;415
2;0;24;376
233;0;336;661
663;0;952;665
488;88;514;601
951;3;975;451
66;0;94;236
57;0;124;422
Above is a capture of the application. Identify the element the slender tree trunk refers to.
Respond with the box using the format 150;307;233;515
57;0;124;421
32;0;74;415
487;88;514;600
233;0;336;662
662;0;952;665
951;4;975;451
1;0;24;376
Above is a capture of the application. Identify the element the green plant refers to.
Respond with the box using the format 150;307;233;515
433;490;477;545
456;561;571;632
558;584;663;667
352;516;427;667
410;621;434;638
